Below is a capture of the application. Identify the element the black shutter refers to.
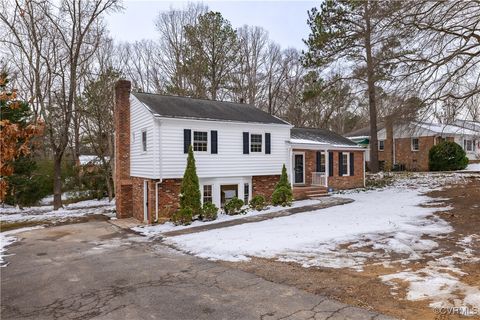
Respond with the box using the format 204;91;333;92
243;132;249;154
211;130;218;154
328;152;334;177
265;133;271;154
338;152;343;176
184;129;191;153
350;152;354;176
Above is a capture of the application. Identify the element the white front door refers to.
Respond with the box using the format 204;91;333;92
143;180;148;222
293;153;305;185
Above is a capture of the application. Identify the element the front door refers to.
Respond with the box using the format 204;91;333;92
293;153;304;184
221;184;238;207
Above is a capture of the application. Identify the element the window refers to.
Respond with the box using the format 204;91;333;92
250;134;262;152
193;131;208;152
244;183;249;203
142;130;147;152
411;138;419;151
203;185;212;204
319;152;325;173
378;140;385;151
342;153;349;176
464;139;474;152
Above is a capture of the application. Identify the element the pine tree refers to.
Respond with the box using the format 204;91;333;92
179;145;201;215
271;164;293;206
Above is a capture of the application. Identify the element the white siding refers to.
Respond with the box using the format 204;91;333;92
130;96;160;178
159;118;291;179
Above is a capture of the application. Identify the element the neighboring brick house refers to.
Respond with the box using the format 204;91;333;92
114;80;365;222
376;122;480;171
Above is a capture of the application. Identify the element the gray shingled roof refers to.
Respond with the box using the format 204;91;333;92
291;127;358;146
133;92;290;125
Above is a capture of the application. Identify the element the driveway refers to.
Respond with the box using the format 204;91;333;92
1;221;393;320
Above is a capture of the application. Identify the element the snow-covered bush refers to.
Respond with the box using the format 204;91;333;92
249;195;266;211
201;202;218;221
224;197;244;215
171;207;193;225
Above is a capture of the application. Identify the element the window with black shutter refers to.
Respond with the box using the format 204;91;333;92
243;132;249;154
211;130;218;154
316;151;325;173
184;129;191;153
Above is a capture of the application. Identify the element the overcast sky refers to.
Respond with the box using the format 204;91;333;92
106;1;317;50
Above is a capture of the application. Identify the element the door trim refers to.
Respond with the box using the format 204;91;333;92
292;152;305;185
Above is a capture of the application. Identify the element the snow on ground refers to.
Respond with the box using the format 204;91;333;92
132;199;322;237
463;163;480;172
39;190;93;205
1;226;44;267
164;172;480;311
0;198;116;223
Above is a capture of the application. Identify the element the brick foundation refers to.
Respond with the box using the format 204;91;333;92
252;175;280;200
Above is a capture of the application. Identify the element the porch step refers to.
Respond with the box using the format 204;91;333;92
293;186;329;200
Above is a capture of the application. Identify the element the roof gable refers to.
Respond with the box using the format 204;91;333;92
132;92;290;125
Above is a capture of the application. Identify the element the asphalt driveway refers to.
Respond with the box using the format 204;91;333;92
1;221;393;320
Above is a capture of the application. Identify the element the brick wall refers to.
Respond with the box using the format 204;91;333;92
252;175;280;200
158;179;182;218
390;136;435;171
328;150;365;190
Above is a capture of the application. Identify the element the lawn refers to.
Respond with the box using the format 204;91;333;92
164;172;480;319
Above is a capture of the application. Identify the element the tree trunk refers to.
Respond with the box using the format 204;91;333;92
364;1;379;173
105;173;113;202
53;155;63;210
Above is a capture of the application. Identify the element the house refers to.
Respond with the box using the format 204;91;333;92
377;121;480;171
114;80;365;223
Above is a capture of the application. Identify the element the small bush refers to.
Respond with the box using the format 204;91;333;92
201;202;218;221
249;195;267;211
429;141;469;171
171;207;193;225
224;197;245;215
271;186;293;206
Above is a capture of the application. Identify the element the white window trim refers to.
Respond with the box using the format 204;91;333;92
411;137;419;151
378;140;385;151
250;133;263;153
342;153;350;176
202;184;213;204
141;129;147;153
192;130;209;153
464;139;474;152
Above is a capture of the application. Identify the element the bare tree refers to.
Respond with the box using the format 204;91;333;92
1;0;120;209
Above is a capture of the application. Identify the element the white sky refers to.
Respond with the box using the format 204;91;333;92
105;0;317;49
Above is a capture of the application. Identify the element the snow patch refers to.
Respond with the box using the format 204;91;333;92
1;226;44;267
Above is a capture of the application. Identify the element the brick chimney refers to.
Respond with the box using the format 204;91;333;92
114;80;133;218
